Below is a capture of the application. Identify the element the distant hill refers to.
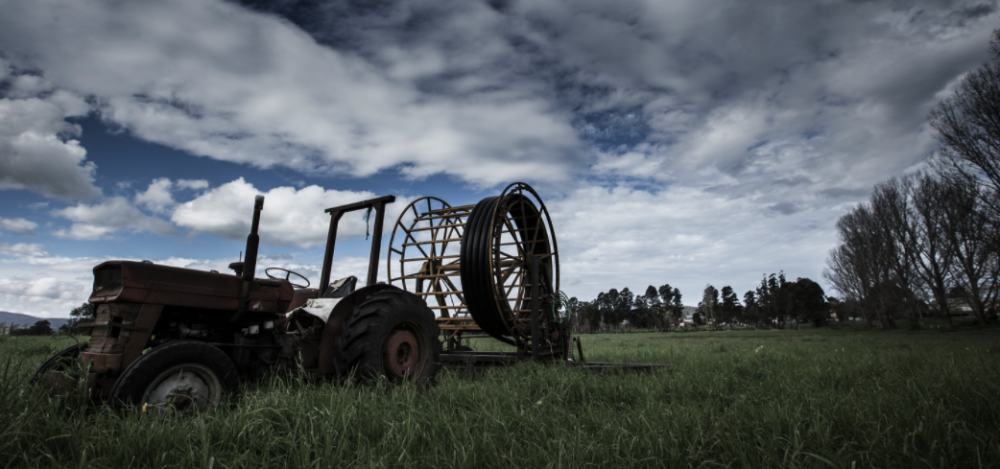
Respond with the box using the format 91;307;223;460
0;311;71;329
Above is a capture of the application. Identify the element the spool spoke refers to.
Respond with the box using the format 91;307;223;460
388;196;473;333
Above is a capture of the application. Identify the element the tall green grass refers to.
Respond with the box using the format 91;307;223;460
1;328;998;468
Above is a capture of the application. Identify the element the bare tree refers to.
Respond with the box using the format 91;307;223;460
942;182;1000;326
824;244;874;326
825;204;898;328
929;29;1000;217
871;177;923;330
910;174;958;330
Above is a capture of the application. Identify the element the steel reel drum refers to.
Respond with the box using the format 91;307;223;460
387;183;559;345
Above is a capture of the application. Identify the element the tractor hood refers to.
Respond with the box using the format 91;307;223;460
89;260;293;313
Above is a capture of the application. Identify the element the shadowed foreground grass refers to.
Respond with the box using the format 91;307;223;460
1;328;999;468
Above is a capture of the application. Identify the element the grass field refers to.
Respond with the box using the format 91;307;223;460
1;328;999;468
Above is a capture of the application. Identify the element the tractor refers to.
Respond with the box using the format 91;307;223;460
33;182;574;415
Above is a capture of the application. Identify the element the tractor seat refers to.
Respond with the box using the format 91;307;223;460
322;276;357;298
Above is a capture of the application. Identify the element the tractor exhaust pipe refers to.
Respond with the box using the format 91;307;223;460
242;195;265;283
231;195;265;323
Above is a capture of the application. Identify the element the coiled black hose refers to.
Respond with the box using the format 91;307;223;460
460;193;554;345
461;196;511;343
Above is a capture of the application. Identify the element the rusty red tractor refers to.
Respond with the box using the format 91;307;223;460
33;182;577;415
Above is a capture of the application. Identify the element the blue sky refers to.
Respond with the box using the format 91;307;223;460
1;0;998;317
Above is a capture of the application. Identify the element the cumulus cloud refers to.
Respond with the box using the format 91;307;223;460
0;242;46;256
134;177;211;214
176;179;209;191
172;178;410;248
1;0;994;205
0;246;99;316
234;0;998;203
135;178;176;213
0;217;38;236
0;276;66;300
549;183;838;301
553;0;995;200
1;0;998;304
52;196;178;240
0;0;583;188
0;94;100;199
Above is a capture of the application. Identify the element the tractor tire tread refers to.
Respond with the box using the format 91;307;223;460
334;290;441;385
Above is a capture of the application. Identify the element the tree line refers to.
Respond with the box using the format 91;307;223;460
705;274;827;329
0;320;56;336
824;30;1000;330
564;273;828;333
566;284;684;332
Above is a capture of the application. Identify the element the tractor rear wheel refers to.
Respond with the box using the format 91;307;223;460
335;290;441;385
108;341;238;416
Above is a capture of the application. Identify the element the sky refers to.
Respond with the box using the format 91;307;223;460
0;0;998;318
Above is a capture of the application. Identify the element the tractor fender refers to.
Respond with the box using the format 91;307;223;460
316;284;413;376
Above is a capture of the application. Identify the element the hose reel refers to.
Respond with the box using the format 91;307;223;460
387;183;560;346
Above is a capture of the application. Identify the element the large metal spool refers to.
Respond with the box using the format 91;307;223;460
387;183;559;345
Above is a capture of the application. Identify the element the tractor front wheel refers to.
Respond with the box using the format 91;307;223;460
335;290;441;385
30;343;86;388
108;341;238;416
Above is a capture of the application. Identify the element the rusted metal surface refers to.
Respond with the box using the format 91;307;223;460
383;329;419;377
82;352;123;375
81;303;140;354
388;197;477;335
121;304;162;370
78;303;162;396
88;261;293;314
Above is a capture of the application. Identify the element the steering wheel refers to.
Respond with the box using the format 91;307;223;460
265;267;311;289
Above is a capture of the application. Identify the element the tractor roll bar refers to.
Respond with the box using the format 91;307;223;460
319;195;396;295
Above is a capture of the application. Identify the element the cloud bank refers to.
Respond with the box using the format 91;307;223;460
172;178;411;248
0;60;100;199
0;0;583;189
1;0;999;315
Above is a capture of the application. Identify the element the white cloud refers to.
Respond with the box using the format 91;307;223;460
0;0;584;188
549;183;839;302
135;178;176;213
0;248;99;316
0;96;100;199
1;0;997;309
52;196;178;240
176;179;209;190
53;224;116;241
0;242;46;256
0;276;68;301
172;178;410;248
135;178;210;214
0;217;38;236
